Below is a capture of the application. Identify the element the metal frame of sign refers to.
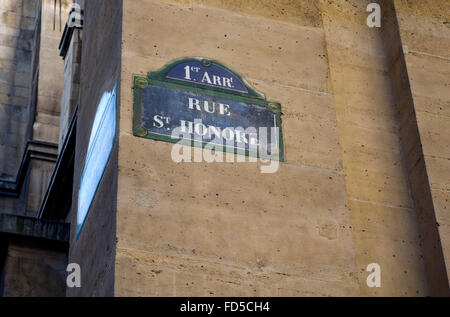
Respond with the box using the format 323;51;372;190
132;57;284;162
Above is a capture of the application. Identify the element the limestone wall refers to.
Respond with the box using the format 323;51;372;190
1;241;67;297
319;0;428;296
116;0;359;297
0;0;38;180
389;0;450;295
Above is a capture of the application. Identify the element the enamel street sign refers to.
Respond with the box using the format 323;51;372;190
133;58;284;161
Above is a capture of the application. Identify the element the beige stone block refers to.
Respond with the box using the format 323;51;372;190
342;145;407;177
35;112;60;126
439;230;450;276
341;149;413;209
352;234;427;296
333;94;399;135
344;177;412;210
413;95;450;118
0;0;20;13
32;121;60;143
319;0;388;69
405;54;450;102
0;83;29;98
349;200;421;242
282;115;342;170
40;0;71;35
426;155;450;191
393;0;449;20
122;0;329;93
330;65;393;97
428;189;450;287
36;95;60;117
0;0;38;18
349;200;428;296
416;112;450;158
0;93;28;106
431;190;450;226
194;0;322;28
115;247;358;297
116;132;356;285
0;10;35;30
37;47;64;99
250;80;334;119
249;80;342;170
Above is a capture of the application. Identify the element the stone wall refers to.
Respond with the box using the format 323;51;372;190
383;0;450;296
1;240;67;297
319;0;428;296
1;0;447;297
0;0;38;180
116;0;359;297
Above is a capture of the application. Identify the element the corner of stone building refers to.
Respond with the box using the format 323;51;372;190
379;0;450;296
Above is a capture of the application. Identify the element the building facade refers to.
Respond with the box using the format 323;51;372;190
0;0;449;297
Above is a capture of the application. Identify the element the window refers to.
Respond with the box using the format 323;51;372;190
77;84;117;238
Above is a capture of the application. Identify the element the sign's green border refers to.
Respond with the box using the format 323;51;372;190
132;58;285;162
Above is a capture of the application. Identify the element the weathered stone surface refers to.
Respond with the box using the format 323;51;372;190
320;0;428;295
116;0;358;297
2;243;67;297
121;0;329;94
349;200;427;296
0;0;38;179
115;247;356;297
394;0;450;58
194;0;323;28
393;0;450;293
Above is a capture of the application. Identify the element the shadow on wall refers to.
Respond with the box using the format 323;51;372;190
0;0;38;181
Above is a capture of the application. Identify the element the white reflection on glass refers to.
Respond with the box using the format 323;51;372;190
77;84;117;238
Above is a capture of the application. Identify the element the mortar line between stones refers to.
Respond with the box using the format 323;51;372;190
347;197;414;211
116;246;346;284
430;187;450;193
417;110;450;120
248;78;332;96
191;3;325;32
406;49;450;62
423;153;450;161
